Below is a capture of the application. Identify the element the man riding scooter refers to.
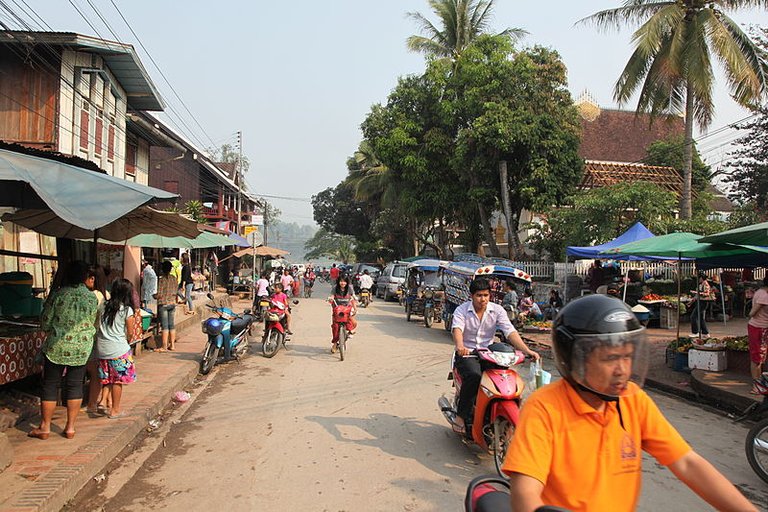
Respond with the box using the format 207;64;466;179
358;269;375;303
451;278;540;435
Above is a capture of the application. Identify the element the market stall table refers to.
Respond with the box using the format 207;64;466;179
0;322;45;385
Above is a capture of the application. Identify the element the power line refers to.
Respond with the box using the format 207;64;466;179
108;0;218;149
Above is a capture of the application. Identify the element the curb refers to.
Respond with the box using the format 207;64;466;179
688;370;758;414
1;345;202;512
645;377;700;403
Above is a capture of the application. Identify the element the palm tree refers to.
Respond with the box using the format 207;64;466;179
406;0;526;60
344;141;400;208
581;1;768;219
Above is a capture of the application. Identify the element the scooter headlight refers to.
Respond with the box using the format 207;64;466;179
266;312;280;322
204;318;224;336
424;288;434;299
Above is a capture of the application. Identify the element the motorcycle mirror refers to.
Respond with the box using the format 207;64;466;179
207;293;214;300
243;309;252;314
292;300;300;305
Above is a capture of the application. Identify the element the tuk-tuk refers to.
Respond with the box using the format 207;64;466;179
440;260;532;332
404;259;446;328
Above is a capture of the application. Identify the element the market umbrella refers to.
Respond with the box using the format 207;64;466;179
1;206;200;241
605;232;768;339
103;231;238;249
699;221;768;246
0;148;178;230
232;245;290;258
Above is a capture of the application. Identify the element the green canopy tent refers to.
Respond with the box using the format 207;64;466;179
117;232;237;249
605;232;768;339
700;221;768;246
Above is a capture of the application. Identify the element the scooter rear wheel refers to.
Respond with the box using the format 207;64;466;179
199;342;218;375
492;416;515;478
262;329;282;358
424;307;434;328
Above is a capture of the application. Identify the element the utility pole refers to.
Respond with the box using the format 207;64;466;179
236;131;243;235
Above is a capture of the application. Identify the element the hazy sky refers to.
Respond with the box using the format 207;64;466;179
15;1;768;224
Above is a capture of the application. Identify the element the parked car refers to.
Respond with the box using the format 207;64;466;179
376;261;408;301
350;263;382;294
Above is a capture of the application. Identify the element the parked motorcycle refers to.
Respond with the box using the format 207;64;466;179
439;342;528;476
464;474;570;512
360;288;371;308
199;293;255;375
261;297;290;358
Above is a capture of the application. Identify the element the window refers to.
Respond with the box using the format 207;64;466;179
79;107;89;151
164;180;179;194
125;140;137;176
94;115;103;156
107;123;115;161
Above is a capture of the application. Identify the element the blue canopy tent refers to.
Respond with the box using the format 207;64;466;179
566;222;654;260
563;222;656;302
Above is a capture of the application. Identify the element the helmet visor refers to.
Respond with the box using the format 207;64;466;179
566;328;648;398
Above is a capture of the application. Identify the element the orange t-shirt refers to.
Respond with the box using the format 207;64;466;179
502;379;691;512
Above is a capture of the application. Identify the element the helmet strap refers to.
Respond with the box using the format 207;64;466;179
575;382;626;430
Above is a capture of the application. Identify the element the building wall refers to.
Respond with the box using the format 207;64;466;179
149;146;201;208
0;47;58;148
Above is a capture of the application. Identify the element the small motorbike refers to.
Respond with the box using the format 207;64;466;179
360;288;371;308
199;293;255;375
254;294;271;322
439;342;528;476
464;475;570;512
261;297;290;358
329;297;354;361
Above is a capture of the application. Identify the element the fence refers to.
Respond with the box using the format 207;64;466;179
514;260;766;284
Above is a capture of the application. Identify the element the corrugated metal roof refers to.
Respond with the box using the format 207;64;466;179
0;31;164;111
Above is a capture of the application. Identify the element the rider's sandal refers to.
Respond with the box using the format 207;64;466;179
451;423;466;435
330;343;338;354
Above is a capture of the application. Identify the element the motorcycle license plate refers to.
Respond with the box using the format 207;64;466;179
259;301;270;307
361;291;369;296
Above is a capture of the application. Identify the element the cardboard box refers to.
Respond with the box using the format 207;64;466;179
688;349;727;372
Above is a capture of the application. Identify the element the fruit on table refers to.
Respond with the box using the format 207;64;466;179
640;294;664;301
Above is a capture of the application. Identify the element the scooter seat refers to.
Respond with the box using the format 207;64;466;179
231;317;251;333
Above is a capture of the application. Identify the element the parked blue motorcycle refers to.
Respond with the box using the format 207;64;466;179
199;293;255;375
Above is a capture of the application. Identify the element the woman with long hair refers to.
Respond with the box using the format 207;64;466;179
330;275;357;353
96;279;137;418
154;260;177;351
30;261;98;440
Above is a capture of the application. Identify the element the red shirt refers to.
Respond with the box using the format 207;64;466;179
330;267;340;280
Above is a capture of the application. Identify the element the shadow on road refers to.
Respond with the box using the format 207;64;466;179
306;412;489;480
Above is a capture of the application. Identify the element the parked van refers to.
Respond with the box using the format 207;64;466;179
376;261;408;301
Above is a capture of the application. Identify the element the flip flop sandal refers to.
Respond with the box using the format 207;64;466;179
451;423;466;435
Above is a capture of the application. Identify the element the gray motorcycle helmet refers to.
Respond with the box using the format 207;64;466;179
552;294;648;397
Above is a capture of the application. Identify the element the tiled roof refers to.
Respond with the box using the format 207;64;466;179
577;105;684;163
705;183;734;212
581;160;682;195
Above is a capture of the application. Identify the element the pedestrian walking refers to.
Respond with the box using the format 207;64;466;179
96;279;138;419
748;276;768;394
154;260;178;351
181;253;194;315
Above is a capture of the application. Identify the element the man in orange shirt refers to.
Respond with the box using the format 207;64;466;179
504;295;756;512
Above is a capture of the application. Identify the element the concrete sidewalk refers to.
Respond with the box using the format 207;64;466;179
0;292;244;512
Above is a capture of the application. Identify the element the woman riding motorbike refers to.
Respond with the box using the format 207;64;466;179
330;275;357;353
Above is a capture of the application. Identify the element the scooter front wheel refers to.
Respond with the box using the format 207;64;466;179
262;329;282;358
199;342;218;375
492;415;516;478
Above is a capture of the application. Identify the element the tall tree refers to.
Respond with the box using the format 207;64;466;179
724;106;768;210
406;0;526;60
581;0;768;219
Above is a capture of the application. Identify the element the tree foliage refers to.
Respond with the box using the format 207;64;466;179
303;228;357;263
528;182;677;260
725;106;768;211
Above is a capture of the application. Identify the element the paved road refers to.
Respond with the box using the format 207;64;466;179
69;282;768;511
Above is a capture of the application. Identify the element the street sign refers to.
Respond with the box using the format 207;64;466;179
247;230;263;247
244;225;257;236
